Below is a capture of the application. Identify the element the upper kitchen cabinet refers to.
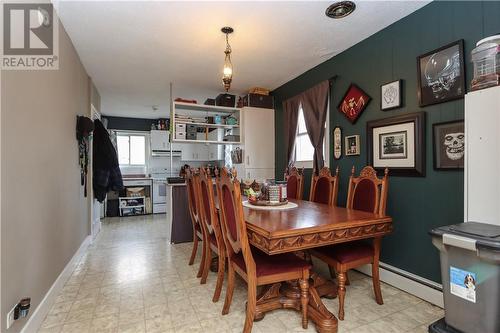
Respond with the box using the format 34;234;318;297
150;130;170;151
180;133;209;161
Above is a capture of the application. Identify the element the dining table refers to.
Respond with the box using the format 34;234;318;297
242;198;393;333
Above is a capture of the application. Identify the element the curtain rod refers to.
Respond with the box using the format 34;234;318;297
328;75;338;85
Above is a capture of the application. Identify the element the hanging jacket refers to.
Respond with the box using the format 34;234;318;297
93;119;123;202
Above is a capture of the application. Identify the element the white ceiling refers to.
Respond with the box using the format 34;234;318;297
54;1;430;119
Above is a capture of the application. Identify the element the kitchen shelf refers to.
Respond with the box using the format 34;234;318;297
174;121;239;129
174;102;239;114
119;196;146;216
172;139;241;145
172;99;242;147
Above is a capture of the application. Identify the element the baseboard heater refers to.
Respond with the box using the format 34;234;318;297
377;262;443;291
354;261;444;307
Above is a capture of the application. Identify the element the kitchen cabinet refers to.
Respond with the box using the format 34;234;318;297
208;129;224;161
242;107;275;168
234;107;275;180
243;168;275;181
150;130;170;151
181;133;209;161
464;86;500;226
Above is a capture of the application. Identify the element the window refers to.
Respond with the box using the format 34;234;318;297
295;108;315;162
294;106;328;167
117;134;146;165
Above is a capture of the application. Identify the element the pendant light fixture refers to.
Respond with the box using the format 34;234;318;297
221;26;234;92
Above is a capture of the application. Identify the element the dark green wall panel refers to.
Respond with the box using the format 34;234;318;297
272;1;498;283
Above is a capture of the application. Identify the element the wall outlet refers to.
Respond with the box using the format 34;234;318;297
6;304;16;330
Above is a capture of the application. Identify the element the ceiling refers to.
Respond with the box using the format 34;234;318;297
54;1;430;119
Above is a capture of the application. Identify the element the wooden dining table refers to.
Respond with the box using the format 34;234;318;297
242;199;393;333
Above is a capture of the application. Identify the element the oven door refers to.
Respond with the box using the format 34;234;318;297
153;180;167;205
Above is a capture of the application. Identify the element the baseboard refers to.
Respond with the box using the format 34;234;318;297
20;235;91;333
355;262;444;308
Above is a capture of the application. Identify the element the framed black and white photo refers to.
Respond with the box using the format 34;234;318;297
379;131;407;159
381;80;402;110
433;120;464;170
417;40;465;107
333;126;342;160
367;112;425;177
345;135;360;156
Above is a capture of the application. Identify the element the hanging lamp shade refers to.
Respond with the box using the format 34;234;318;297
221;27;234;92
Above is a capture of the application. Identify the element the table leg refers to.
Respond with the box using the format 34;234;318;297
311;272;338;299
253;279;338;333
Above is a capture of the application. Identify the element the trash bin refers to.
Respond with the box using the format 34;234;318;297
429;222;500;333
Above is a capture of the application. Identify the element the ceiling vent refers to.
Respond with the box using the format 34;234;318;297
326;1;356;19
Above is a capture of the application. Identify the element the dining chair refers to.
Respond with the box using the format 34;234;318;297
284;166;305;200
309;166;339;206
216;168;312;333
197;167;226;302
310;166;389;320
185;168;205;278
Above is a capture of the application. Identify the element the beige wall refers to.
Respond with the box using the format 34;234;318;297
1;23;90;332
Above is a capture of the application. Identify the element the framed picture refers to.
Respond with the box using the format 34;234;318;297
417;40;465;107
367;112;426;177
433;120;464;170
345;135;360;156
381;79;402;110
379;131;407;159
338;84;371;123
333;126;342;160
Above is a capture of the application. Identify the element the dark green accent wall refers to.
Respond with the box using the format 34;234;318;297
272;1;500;283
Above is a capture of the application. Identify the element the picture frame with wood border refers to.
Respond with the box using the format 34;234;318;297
367;112;426;177
345;135;360;156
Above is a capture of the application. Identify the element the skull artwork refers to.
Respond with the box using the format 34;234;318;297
443;132;464;160
424;50;461;100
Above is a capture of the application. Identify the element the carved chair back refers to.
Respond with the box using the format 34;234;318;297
198;167;223;243
216;168;255;271
185;168;201;228
285;166;305;200
309;166;339;206
346;166;389;215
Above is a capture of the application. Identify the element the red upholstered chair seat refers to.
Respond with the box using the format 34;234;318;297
315;242;374;264
232;247;312;277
